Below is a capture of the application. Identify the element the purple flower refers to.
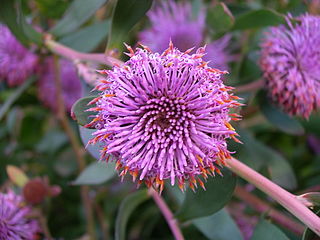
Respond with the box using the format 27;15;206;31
139;1;205;52
260;14;320;118
204;35;233;70
38;57;83;112
0;190;40;240
0;24;38;87
87;43;241;192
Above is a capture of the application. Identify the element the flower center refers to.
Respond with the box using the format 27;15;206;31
137;96;194;149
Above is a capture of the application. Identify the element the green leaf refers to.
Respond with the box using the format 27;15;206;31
108;0;153;50
259;94;304;136
233;9;286;30
302;209;320;240
297;192;320;207
0;0;42;45
115;190;150;240
175;170;236;221
193;209;243;240
50;0;107;37
79;126;102;160
59;20;110;52
0;77;36;121
72;161;116;185
207;3;234;34
6;165;29;187
36;129;68;154
237;128;297;190
71;96;96;127
251;220;289;240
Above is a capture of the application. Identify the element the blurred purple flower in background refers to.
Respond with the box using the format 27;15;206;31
87;43;241;192
0;190;40;240
139;0;232;70
38;57;83;112
260;14;320;118
0;24;38;87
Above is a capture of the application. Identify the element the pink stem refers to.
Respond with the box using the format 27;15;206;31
45;39;124;66
226;157;320;236
149;188;185;240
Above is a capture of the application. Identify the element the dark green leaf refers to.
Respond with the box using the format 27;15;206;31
175;170;236;221
193;209;243;240
50;0;107;37
259;94;304;135
36;129;68;154
237;128;297;190
302;209;320;240
0;0;42;45
0;77;36;121
108;0;153;50
72;161;116;185
79;126;102;160
115;190;150;240
233;9;286;30
251;220;289;240
207;3;234;34
71;96;96;127
59;20;110;52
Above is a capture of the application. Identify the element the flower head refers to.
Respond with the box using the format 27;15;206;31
0;24;38;87
260;14;320;118
87;42;241;192
38;57;83;112
139;1;205;52
0;190;40;240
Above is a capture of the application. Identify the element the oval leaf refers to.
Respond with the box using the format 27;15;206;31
72;161;116;185
6;165;29;187
207;3;234;34
108;0;153;50
258;91;304;135
59;20;110;53
175;169;236;221
79;126;102;160
193;209;243;240
115;190;150;240
237;128;297;190
233;9;286;30
50;0;108;37
71;96;97;127
251;220;289;240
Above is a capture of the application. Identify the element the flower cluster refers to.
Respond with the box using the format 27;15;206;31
260;14;320;118
0;190;40;240
0;24;38;87
38;57;83;112
139;0;232;70
87;42;241;192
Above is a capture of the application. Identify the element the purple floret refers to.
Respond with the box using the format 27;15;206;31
260;14;320;118
87;42;241;192
0;24;38;87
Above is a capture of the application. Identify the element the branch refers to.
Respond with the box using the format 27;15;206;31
234;79;264;93
234;185;304;235
148;188;185;240
52;55;96;239
226;157;320;236
46;38;124;67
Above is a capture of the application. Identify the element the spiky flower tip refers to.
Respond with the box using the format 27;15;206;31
0;24;38;87
0;190;40;240
38;57;83;112
87;42;242;192
260;14;320;118
139;0;205;52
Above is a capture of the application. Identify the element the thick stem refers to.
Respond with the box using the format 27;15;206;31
226;157;320;236
234;186;304;235
234;79;264;93
53;56;96;239
45;38;124;66
148;188;185;240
